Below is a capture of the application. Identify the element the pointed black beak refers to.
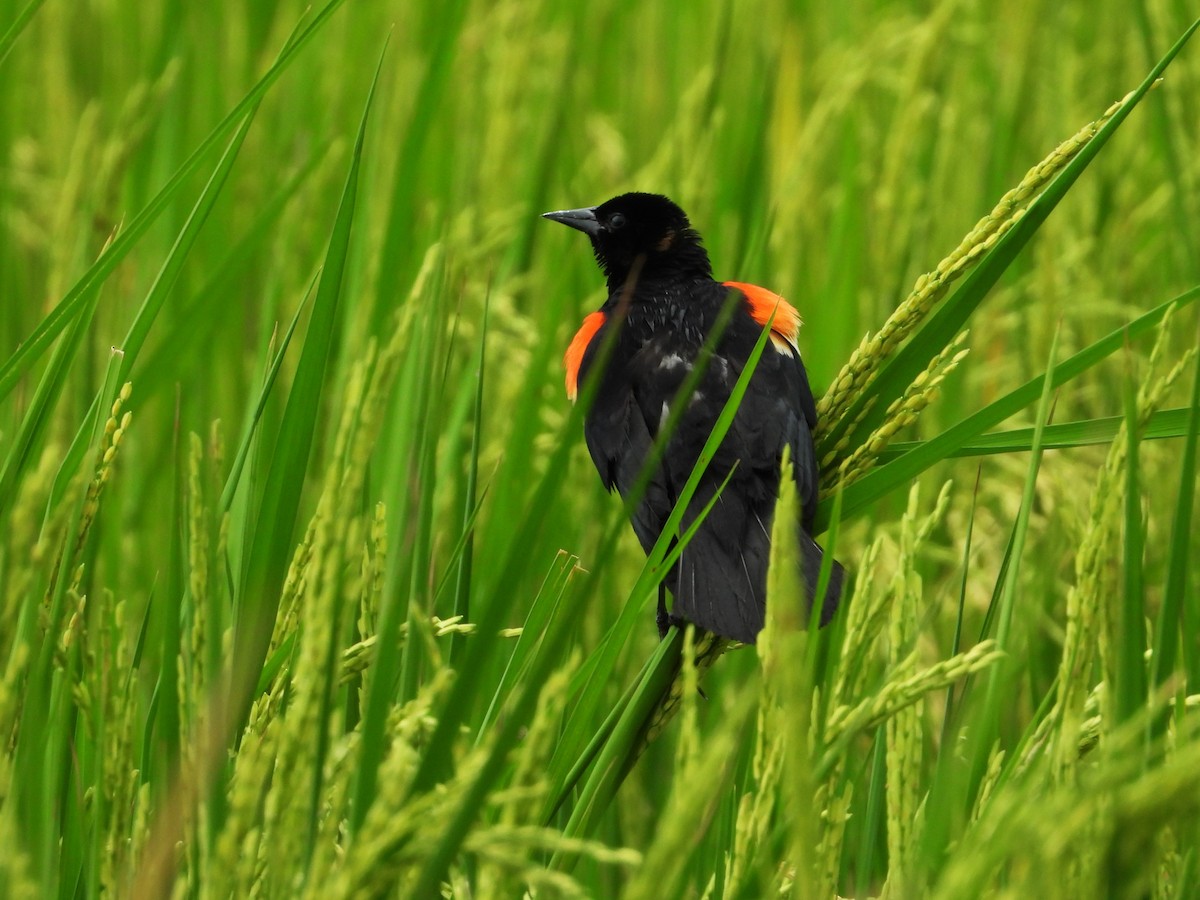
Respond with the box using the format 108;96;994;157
542;206;601;236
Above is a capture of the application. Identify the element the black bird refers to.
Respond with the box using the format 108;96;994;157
544;192;845;643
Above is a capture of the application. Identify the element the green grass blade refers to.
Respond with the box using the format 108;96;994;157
542;661;643;823
553;628;686;859
477;553;575;742
854;731;889;897
218;275;315;514
975;325;1060;801
300;41;392;873
1117;351;1148;728
0;276;100;514
449;291;488;667
232;32;377;722
398;298;444;706
551;311;778;850
942;467;982;744
1154;320;1200;693
542;293;752;786
115;111;259;382
881;406;1200;460
0;0;44;67
133;149;326;401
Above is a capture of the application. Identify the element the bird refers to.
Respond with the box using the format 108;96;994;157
543;192;845;644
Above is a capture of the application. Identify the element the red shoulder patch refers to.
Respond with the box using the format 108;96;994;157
564;311;606;402
723;281;801;344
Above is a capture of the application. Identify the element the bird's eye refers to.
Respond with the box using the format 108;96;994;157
608;213;626;229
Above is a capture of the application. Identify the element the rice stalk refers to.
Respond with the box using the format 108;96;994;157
1053;307;1195;779
883;486;931;896
817;88;1146;440
824;332;970;489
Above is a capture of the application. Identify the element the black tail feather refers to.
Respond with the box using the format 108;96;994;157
800;531;846;627
669;524;847;643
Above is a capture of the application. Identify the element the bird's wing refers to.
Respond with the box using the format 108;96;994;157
722;282;820;531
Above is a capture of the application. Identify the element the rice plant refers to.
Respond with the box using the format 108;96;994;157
1;1;1198;896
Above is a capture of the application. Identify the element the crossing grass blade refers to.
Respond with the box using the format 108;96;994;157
219;275;314;515
550;310;777;851
0;275;101;514
941;467;982;746
449;291;489;666
232;31;381;724
0;0;44;67
1116;352;1149;729
955;327;1060;829
880;406;1200;460
540;293;746;794
476;551;577;741
133;151;326;402
1154;319;1200;693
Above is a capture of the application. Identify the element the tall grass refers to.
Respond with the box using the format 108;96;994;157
1;1;1198;896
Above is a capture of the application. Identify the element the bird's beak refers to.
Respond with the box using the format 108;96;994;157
542;206;601;236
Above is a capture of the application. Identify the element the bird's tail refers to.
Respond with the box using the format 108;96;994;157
800;531;846;626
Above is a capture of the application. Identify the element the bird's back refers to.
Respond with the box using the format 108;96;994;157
577;279;834;642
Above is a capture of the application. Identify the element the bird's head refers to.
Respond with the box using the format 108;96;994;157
542;192;712;289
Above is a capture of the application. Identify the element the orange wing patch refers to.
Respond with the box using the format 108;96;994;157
724;281;801;355
565;311;606;402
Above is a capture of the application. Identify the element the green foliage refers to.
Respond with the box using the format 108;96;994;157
0;1;1198;897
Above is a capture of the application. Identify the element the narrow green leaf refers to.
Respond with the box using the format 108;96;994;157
0;0;44;67
134;149;327;400
881;406;1199;460
303;39;393;873
855;732;889;897
1155;322;1200;693
942;467;982;744
543;291;750;785
219;274;315;515
552;310;780;850
553;628;686;859
0;276;100;514
398;298;443;706
232;30;377;722
977;325;1060;801
477;553;575;742
449;291;488;667
1117;350;1148;728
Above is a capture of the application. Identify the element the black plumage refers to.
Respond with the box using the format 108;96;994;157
546;192;844;643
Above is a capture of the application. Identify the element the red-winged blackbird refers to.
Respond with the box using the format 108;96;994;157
544;192;845;644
